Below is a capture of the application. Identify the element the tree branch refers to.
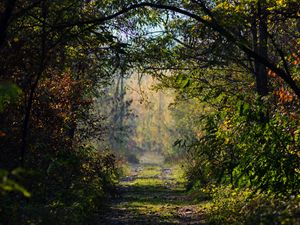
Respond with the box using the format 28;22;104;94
50;2;300;98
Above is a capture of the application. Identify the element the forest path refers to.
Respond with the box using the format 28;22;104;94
98;164;206;225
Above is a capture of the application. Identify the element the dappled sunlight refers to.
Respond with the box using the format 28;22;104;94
100;164;206;224
1;0;299;224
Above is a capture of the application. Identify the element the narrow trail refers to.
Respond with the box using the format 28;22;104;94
98;164;206;225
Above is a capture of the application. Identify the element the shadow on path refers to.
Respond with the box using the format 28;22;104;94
97;164;206;225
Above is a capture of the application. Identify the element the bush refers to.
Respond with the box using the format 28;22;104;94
182;96;300;196
199;185;300;225
0;146;119;225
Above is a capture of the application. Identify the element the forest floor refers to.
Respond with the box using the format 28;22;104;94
98;164;206;225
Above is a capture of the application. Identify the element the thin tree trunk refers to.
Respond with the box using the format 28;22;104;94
257;0;268;96
251;7;259;87
252;1;268;97
20;1;47;166
251;1;269;122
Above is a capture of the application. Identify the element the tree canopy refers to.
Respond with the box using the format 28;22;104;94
0;0;299;224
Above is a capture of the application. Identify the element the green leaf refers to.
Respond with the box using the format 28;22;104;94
181;79;190;89
0;169;31;197
0;82;22;112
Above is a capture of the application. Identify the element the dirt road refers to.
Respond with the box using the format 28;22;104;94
98;164;205;225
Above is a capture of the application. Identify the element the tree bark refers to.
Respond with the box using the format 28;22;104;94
250;2;269;121
256;0;268;96
20;1;47;166
37;1;300;98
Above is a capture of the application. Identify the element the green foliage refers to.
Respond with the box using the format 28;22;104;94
0;1;126;224
0;82;21;112
0;168;30;197
230;103;300;194
0;146;119;225
0;0;299;224
179;94;300;195
196;185;300;225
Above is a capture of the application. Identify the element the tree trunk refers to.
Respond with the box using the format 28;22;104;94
257;0;268;96
252;0;268;97
20;1;47;166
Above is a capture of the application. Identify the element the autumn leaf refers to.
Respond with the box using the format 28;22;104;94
0;130;6;137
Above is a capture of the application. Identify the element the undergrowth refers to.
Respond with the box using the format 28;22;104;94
190;184;300;225
0;146;120;225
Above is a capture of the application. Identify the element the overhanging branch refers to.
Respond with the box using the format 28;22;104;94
52;2;300;98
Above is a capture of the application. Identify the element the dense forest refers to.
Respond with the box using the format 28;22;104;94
0;0;299;224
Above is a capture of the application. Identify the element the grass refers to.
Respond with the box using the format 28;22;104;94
184;184;300;225
100;163;300;225
100;163;205;224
